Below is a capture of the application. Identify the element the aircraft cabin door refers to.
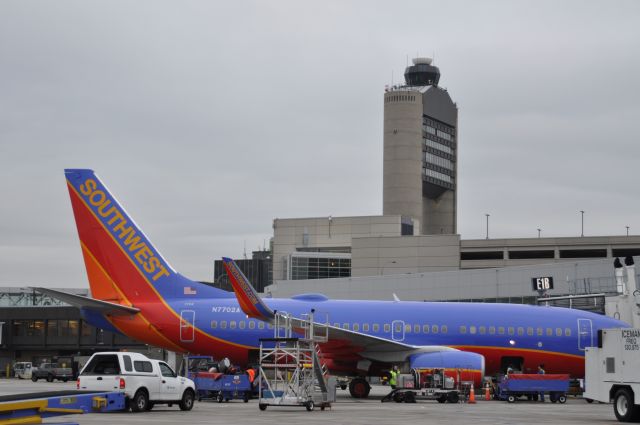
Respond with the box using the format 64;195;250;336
577;318;593;350
180;310;195;343
392;320;405;342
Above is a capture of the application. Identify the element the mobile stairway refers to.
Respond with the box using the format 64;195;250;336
257;311;336;411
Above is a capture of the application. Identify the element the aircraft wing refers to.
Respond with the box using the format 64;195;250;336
288;317;456;363
32;287;140;316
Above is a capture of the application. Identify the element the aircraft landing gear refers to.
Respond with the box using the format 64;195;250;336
349;378;371;398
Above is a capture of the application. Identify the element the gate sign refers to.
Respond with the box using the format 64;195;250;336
532;277;554;291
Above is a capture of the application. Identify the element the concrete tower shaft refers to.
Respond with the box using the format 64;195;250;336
383;58;458;235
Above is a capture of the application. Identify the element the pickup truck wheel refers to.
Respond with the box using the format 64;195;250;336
46;374;53;382
217;393;224;403
62;378;68;383
131;390;149;412
614;389;635;422
179;389;195;411
31;376;38;382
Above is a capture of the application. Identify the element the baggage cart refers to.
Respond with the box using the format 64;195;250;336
497;374;570;403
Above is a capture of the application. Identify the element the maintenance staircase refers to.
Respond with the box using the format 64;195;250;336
257;311;334;411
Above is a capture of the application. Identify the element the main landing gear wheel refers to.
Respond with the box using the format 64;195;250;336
348;378;371;398
305;400;315;411
259;403;268;411
507;395;516;403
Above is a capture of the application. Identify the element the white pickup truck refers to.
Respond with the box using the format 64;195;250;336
78;352;196;412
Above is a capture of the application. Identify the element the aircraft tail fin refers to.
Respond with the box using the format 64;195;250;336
65;169;232;306
222;257;275;321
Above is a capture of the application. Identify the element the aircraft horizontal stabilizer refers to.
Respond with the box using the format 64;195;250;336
222;257;275;321
32;287;140;316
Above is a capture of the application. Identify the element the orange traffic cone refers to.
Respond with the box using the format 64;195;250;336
485;383;491;400
468;383;476;404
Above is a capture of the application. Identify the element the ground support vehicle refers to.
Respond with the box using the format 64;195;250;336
191;371;253;402
497;374;569;403
0;390;126;424
381;369;461;404
78;352;196;412
31;363;73;382
257;312;335;411
584;328;640;422
13;362;32;380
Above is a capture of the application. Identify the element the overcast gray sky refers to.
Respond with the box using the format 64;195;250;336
1;1;639;288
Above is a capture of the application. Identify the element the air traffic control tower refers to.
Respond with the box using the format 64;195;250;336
383;57;458;235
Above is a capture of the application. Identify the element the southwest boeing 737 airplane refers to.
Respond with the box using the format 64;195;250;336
37;169;628;398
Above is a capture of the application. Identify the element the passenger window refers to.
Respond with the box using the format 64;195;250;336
546;328;553;336
440;325;447;334
258;322;265;330
414;324;420;333
459;326;467;334
537;327;543;336
489;326;496;335
210;320;217;329
384;324;391;333
405;324;411;333
248;321;255;329
220;321;227;329
556;328;563;337
565;328;571;337
123;355;132;372
470;326;476;334
333;323;340;328
479;326;486;335
239;321;246;330
353;323;360;332
498;327;505;335
394;323;402;333
423;324;430;334
373;324;380;332
508;327;514;335
517;327;524;336
527;327;534;336
363;323;370;332
159;363;175;378
343;323;350;330
432;325;439;334
267;324;273;329
230;321;237;329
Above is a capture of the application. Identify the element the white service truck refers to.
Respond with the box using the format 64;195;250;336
78;352;196;412
585;328;640;422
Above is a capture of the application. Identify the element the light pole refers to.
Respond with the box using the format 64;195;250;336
537;228;541;238
485;214;490;240
580;210;584;237
626;226;630;237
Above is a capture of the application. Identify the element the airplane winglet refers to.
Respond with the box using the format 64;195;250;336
222;257;275;321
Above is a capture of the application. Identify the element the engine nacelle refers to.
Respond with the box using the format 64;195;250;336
409;351;485;387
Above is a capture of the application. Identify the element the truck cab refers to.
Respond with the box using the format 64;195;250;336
78;352;196;412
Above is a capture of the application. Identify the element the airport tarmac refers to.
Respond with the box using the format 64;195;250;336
0;379;617;424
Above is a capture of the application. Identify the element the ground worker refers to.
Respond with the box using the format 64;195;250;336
389;366;399;390
246;367;256;384
537;364;546;402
